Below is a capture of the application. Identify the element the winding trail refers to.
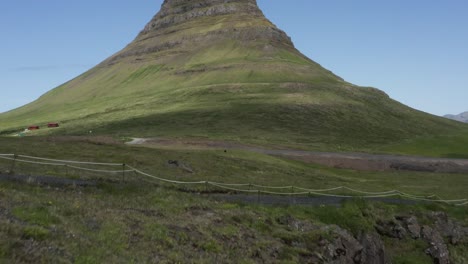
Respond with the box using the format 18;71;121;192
127;137;468;173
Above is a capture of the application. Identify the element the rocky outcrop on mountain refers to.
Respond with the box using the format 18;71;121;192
105;0;295;65
142;0;264;32
444;111;468;123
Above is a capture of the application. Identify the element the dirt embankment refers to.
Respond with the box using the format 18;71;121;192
127;138;468;173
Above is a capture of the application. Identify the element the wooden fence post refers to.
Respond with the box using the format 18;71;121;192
10;154;17;174
122;163;126;183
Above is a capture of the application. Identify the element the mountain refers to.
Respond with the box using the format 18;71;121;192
0;0;465;151
444;111;468;123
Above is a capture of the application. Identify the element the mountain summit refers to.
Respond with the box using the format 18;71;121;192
100;0;338;82
0;0;463;150
105;0;295;65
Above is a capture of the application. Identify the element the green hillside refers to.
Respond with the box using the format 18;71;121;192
1;0;467;153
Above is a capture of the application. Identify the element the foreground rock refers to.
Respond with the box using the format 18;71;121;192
320;227;391;264
421;226;450;264
291;210;468;263
373;212;468;264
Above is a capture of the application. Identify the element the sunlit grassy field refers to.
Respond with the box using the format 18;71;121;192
1;136;467;201
0;136;467;263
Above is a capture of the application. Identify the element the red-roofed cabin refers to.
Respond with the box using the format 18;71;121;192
47;123;59;128
28;126;40;130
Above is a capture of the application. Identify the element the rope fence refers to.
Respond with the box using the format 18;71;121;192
0;153;466;206
17;154;124;166
0;154;130;183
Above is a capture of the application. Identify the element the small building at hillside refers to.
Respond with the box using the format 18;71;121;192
28;126;40;130
47;123;59;128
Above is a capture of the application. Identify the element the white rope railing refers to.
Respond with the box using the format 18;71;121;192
17;154;123;166
128;165;205;185
250;184;294;190
66;165;134;174
398;194;467;203
396;191;437;199
342;187;398;195
295;186;344;192
208;182;251;187
0;156;16;161
1;156;66;166
1;153;466;205
0;154;129;176
208;182;259;193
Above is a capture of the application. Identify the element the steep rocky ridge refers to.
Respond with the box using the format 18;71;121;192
104;0;292;63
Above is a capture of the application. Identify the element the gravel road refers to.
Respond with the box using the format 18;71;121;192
127;138;468;173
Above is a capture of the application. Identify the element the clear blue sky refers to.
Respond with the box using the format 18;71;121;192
1;0;467;116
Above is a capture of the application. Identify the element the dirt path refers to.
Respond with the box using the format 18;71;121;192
127;138;468;173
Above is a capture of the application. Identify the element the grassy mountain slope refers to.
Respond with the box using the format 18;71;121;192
1;0;467;153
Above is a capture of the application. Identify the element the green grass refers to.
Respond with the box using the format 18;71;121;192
12;206;61;227
22;226;50;241
1;178;465;263
387;238;433;264
6;88;465;156
1;136;467;200
0;135;466;262
383;130;468;158
306;200;376;235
